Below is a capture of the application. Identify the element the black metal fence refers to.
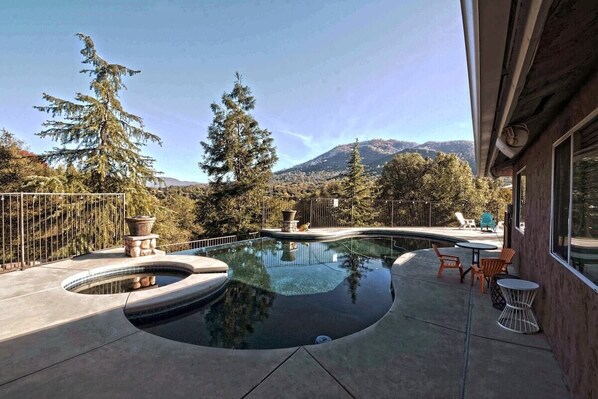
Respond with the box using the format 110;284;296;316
158;232;260;253
261;197;447;228
0;193;125;272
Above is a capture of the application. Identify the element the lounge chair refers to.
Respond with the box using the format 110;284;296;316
455;212;476;229
470;258;506;293
433;244;464;282
480;212;497;232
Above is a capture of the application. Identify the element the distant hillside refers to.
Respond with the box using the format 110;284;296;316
150;177;202;187
280;139;418;175
367;141;475;172
275;139;475;181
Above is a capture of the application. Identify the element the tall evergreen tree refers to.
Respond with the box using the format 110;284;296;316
34;33;162;214
341;139;376;226
198;73;277;236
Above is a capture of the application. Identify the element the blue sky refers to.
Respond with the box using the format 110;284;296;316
0;0;472;183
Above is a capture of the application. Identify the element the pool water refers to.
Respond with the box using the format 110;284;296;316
69;272;187;295
132;236;453;349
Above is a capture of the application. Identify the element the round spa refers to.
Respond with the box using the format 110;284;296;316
63;264;191;295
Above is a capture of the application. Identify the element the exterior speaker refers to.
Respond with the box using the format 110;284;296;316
496;124;529;158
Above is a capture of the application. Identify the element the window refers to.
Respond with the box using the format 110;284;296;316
515;168;526;232
553;138;571;260
551;115;598;289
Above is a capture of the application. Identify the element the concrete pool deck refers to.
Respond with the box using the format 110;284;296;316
0;228;571;398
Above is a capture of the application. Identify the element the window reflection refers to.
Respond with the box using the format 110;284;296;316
571;120;598;284
552;117;598;286
516;170;526;232
553;137;571;261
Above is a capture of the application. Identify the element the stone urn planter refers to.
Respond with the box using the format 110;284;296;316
282;209;297;222
125;216;156;236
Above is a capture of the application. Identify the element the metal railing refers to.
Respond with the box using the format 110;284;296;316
262;197;508;229
158;232;260;254
1;193;125;272
261;197;445;228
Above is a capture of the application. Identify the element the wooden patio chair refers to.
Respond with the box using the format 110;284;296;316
470;258;507;293
433;244;464;282
498;248;516;273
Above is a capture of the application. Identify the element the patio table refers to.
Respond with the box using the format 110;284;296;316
497;279;540;333
455;241;498;282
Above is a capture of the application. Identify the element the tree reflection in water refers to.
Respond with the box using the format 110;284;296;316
340;252;371;303
330;236;452;302
328;238;375;304
203;242;276;348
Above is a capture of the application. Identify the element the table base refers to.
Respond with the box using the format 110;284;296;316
498;306;539;334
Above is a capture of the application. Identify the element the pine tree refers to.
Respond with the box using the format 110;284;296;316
198;73;277;236
34;33;162;214
341;139;376;226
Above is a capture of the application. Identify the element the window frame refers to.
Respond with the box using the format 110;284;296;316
515;166;526;234
550;108;598;293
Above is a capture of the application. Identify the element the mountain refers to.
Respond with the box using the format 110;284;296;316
150;177;202;187
280;139;418;174
275;139;475;181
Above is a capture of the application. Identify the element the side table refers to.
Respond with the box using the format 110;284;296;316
490;274;520;310
497;279;540;333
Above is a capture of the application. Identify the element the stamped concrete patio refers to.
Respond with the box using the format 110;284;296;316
0;228;571;398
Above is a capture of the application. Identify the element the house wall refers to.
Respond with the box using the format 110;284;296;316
511;72;598;398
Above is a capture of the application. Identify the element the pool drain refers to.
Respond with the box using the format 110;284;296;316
315;335;332;344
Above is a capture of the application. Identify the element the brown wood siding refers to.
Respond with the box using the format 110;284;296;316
511;72;598;399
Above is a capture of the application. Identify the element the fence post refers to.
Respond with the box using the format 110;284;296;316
429;202;432;227
122;194;126;237
309;199;313;226
261;198;265;229
351;199;354;227
19;192;25;270
391;200;394;227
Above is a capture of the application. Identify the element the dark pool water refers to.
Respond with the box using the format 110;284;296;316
70;272;187;295
132;236;453;349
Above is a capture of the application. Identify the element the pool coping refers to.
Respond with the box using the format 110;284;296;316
261;226;464;244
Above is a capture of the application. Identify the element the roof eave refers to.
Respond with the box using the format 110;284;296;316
461;0;553;177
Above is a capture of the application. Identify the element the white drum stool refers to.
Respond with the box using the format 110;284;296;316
497;279;540;334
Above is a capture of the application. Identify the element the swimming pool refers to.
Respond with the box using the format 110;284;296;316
131;235;453;349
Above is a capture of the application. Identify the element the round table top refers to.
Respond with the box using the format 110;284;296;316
497;279;539;290
455;242;498;250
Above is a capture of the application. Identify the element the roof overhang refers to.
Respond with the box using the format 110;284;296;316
460;0;511;177
461;0;554;177
462;0;598;178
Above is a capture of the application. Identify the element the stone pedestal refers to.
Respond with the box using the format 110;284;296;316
124;234;159;257
281;221;298;232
